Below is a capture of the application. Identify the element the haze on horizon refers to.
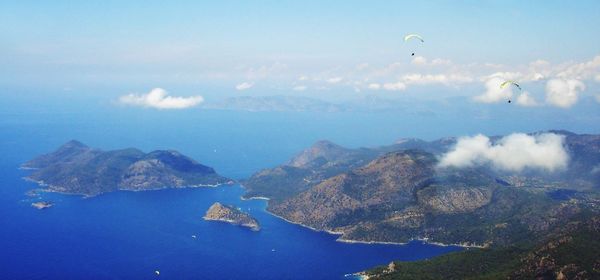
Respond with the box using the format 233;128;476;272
1;0;599;139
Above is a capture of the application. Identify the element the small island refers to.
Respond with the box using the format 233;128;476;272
31;201;53;209
21;140;232;197
203;202;260;231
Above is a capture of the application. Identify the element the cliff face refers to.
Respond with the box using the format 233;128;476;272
23;141;231;196
203;202;260;231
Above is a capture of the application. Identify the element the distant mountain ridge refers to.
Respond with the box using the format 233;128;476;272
22;141;231;196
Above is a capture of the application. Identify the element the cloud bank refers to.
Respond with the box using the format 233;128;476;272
291;55;598;108
439;133;568;172
118;88;203;109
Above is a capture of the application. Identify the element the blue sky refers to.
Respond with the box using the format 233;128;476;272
1;1;599;110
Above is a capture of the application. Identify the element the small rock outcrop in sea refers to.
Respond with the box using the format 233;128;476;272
31;201;53;209
203;202;260;231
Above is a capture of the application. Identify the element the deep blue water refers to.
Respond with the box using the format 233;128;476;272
3;91;596;279
0;108;466;279
0;176;460;279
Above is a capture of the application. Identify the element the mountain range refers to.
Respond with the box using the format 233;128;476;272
242;130;600;277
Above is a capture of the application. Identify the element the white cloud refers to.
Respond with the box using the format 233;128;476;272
545;79;585;108
411;56;451;66
293;85;307;91
485;71;523;82
382;81;406;91
327;77;343;84
236;82;254;91
118;88;203;109
483;60;550;82
516;91;538;107
411;56;428;66
367;83;381;90
431;58;452;66
473;77;512;103
556;55;600;80
527;60;551;80
439;133;568;172
482;71;545;87
402;73;473;86
231;55;598;100
530;73;545;81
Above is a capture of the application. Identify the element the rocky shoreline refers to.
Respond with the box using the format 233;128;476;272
24;177;233;198
266;207;481;248
204;202;261;231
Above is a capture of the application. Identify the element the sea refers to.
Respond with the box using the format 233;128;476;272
2;89;598;279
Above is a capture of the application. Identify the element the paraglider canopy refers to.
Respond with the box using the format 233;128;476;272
500;80;521;91
404;34;424;43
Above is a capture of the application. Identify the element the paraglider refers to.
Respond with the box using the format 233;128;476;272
404;34;424;56
500;80;521;104
500;80;521;91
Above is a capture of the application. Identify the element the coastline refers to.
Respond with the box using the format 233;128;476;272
265;207;482;248
267;210;345;235
237;183;484;248
27;173;484;249
237;184;271;201
240;196;271;201
23;176;233;198
338;237;485;248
